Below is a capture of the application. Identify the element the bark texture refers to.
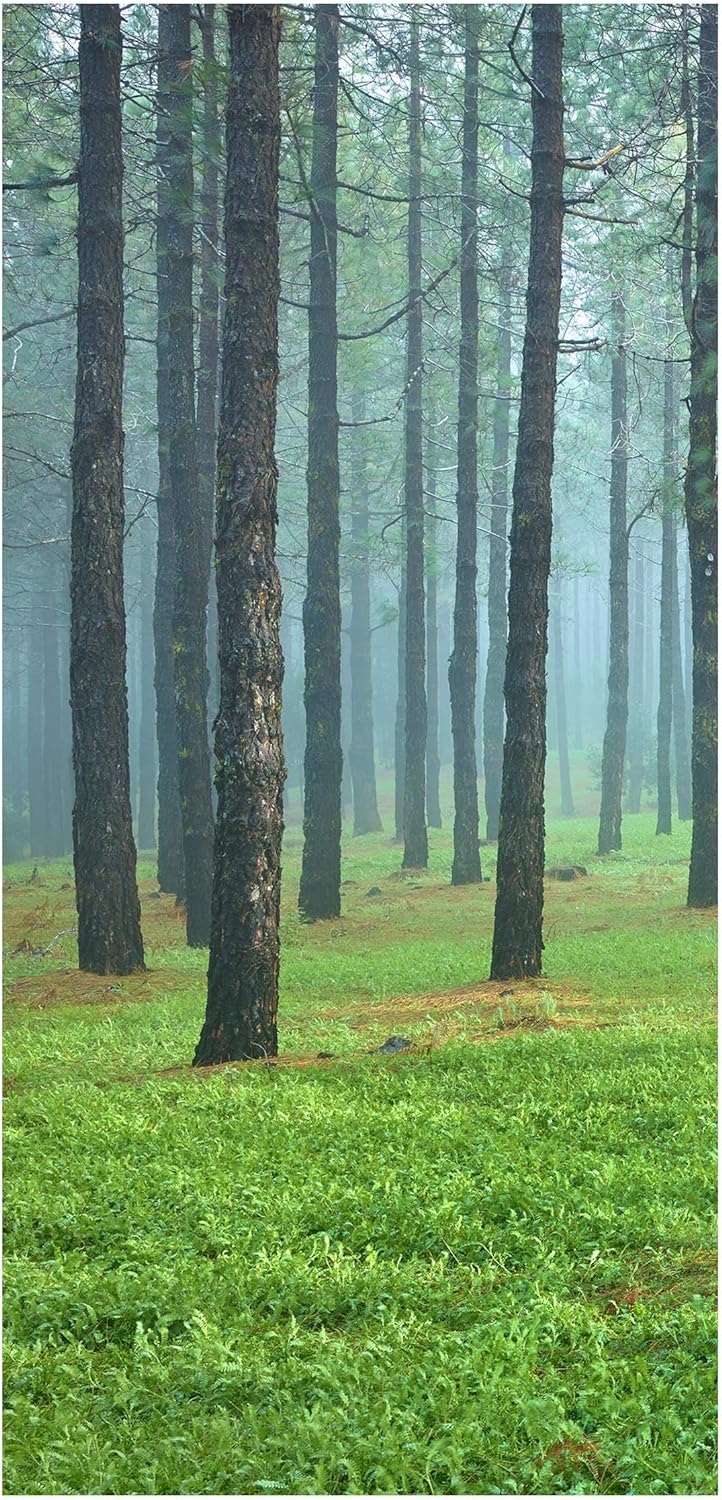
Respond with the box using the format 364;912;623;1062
194;3;284;1066
349;393;383;835
449;7;482;885
656;354;677;834
490;5;564;981
159;5;214;946
197;3;220;720
685;4;717;907
402;16;428;871
299;5;342;919
483;274;512;842
70;6;144;974
597;294;629;855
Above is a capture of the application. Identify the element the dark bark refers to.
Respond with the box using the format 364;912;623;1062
685;4;717;907
159;5;214;946
552;585;575;816
70;6;144;974
194;3;284;1066
490;5;564;982
483;274;512;842
298;5;342;920
597;294;629;856
425;463;442;828
626;546;645;813
349;392;383;835
196;3;220;725
656;353;677;835
449;7;481;885
402;15;428;871
137;538;157;850
42;612;66;857
154;13;184;898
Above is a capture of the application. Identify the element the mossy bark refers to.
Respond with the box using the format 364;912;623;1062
597;294;629;856
490;6;564;981
70;5;144;975
193;4;284;1066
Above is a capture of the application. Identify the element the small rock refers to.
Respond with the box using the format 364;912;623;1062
366;886;382;897
371;1035;413;1055
317;1051;335;1059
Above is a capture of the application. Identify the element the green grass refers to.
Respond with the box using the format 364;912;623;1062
3;776;717;1495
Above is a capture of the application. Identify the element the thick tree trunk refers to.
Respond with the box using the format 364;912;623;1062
349;394;383;835
597;294;629;855
70;6;144;974
197;3;220;733
159;5;214;946
194;4;284;1066
155;15;184;898
137;539;156;851
299;5;342;920
552;586;575;816
490;6;564;981
425;469;442;828
685;4;717;907
627;546;645;813
449;7;481;885
402;16;428;871
42;612;66;857
483;274;512;842
656;356;676;834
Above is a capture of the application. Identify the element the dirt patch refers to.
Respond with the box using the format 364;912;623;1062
599;1249;717;1313
542;1438;612;1488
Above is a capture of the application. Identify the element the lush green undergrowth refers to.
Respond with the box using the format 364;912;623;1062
3;789;717;1495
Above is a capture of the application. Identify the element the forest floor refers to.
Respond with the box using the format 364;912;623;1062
3;763;717;1496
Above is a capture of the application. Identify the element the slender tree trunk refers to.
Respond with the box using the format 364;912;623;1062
42;611;66;857
70;5;143;973
159;4;214;946
138;538;157;851
483;274;512;842
627;546;645;813
572;574;583;749
197;2;220;734
194;3;284;1065
299;5;342;920
349;393;383;835
449;7;481;885
552;585;575;816
402;16;428;871
490;6;564;980
394;561;406;840
656;355;676;835
597;294;630;855
28;618;45;859
155;16;184;898
685;4;717;907
672;527;692;820
426;468;442;828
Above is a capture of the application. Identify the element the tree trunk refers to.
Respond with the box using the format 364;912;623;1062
685;4;717;907
194;4;284;1067
70;5;144;974
402;16;428;871
137;537;156;851
155;13;185;899
552;585;575;816
449;7;481;885
197;3;220;737
483;273;512;842
425;467;442;828
159;4;214;946
656;355;676;835
671;527;692;820
298;4;342;920
490;5;564;981
28;618;45;859
572;574;583;749
627;546;645;813
349;394;383;835
42;611;66;857
597;293;629;855
394;560;406;840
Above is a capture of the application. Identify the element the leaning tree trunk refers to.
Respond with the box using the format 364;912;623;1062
70;5;144;974
425;464;442;828
597;293;629;855
349;392;383;835
298;4;342;920
137;537;157;851
483;272;513;842
155;14;184;898
552;584;575;816
159;4;214;947
685;3;717;907
656;352;677;835
402;15;428;871
490;5;564;981
194;4;284;1067
449;6;481;885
